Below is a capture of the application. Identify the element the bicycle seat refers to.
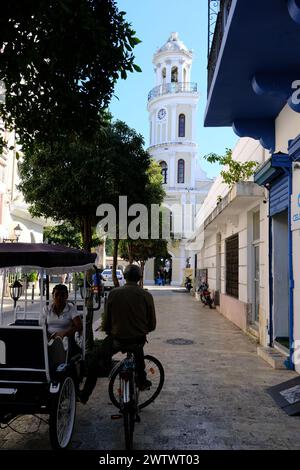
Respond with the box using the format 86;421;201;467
113;339;144;354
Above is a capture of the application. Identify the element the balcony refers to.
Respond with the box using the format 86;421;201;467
204;182;264;231
205;0;300;151
207;0;232;94
148;82;197;102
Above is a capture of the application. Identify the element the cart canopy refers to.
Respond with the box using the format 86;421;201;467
0;243;97;273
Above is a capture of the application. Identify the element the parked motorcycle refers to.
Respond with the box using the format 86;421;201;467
185;276;193;292
198;282;213;309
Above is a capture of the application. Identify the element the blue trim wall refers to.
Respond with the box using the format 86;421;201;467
268;211;273;347
255;153;294;367
269;175;289;216
287;169;295;369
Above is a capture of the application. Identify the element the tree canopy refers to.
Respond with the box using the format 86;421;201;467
44;222;102;249
18;120;155;251
0;0;141;151
204;148;258;188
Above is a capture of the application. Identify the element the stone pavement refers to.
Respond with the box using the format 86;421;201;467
1;287;300;450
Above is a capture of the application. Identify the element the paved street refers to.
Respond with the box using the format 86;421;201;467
1;287;300;450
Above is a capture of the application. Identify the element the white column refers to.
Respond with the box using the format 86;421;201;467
151;114;156;145
187;64;191;82
192;105;197;143
169;154;175;188
181;192;187;236
190;193;196;232
166;62;172;84
179;61;184;83
190;153;196;187
171;105;177;141
156;64;161;86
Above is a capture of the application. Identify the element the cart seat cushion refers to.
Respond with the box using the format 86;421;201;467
0;326;48;383
0;326;46;369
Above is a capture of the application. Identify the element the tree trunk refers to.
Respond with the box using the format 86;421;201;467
139;260;145;288
81;216;92;252
128;241;134;264
112;237;120;287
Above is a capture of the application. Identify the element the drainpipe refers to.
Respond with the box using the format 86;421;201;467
286;167;295;370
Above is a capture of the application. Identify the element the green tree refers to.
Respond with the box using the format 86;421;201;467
0;0;141;151
204;148;258;188
118;161;166;286
99;122;157;286
44;222;102;249
120;239;168;287
18;120;153;256
18;132;109;251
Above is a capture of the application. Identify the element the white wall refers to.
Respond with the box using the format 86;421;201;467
195;138;267;230
275;104;300;153
192;137;269;341
0;129;45;242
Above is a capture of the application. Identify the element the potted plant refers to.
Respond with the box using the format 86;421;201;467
26;271;38;289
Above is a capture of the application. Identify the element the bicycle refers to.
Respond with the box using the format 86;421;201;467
108;347;164;450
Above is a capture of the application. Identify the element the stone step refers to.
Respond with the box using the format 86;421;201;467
257;346;288;370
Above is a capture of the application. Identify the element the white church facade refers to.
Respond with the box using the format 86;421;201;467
144;33;213;286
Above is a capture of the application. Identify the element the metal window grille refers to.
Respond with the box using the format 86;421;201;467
160;161;168;184
225;234;239;298
178;114;185;137
253;211;260;241
177;159;185;183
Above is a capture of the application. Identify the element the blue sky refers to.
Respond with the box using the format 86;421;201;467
109;0;238;178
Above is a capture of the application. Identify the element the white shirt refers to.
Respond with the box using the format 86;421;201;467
46;302;79;335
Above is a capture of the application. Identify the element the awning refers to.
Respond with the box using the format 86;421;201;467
0;243;96;273
254;153;291;187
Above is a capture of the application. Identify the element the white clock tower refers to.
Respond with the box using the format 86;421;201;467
144;32;213;286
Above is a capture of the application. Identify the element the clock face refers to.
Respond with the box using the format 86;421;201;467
158;108;167;120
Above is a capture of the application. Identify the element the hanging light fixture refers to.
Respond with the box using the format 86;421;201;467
9;279;23;307
13;224;22;242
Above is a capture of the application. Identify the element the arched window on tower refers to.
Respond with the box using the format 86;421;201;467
178;114;185;137
162;67;166;84
160;161;168;184
177;159;185;184
171;66;178;83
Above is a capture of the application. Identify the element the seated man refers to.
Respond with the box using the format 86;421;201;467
79;264;156;404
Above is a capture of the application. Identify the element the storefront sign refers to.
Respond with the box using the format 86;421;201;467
291;163;300;231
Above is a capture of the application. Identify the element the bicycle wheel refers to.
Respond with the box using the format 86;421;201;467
139;355;164;409
123;408;135;450
109;355;164;410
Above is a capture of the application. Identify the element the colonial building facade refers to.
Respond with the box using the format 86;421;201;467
144;33;212;286
202;0;300;374
0;126;45;244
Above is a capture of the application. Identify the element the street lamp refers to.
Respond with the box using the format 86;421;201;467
2;224;23;243
9;279;23;308
14;224;22;242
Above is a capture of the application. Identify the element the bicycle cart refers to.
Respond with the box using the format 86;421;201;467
0;243;97;449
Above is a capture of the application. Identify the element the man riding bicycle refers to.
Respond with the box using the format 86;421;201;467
78;264;156;404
